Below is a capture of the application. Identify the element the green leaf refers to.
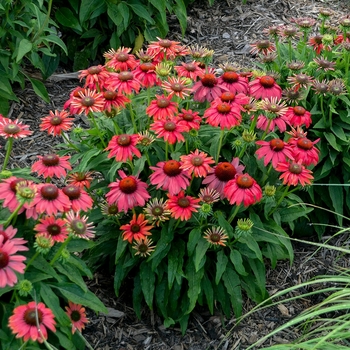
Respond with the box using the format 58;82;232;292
194;239;209;272
68;255;93;278
229;249;248;276
132;275;142;318
247;259;268;298
31;254;61;281
16;38;32;62
201;273;214;314
187;227;201;256
75;148;101;172
140;261;155;309
168;240;185;289
149;224;173;270
238;235;263;262
216;211;234;238
79;0;105;24
222;265;242;318
149;0;166;25
127;3;155;24
174;0;188;36
329;175;343;226
42;34;68;55
324;132;341;151
27;77;50;103
55;7;83;32
215;250;228;284
55;262;88;292
186;259;204;314
115;234;128;263
331;124;348;142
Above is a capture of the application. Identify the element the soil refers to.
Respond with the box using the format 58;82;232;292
1;0;350;349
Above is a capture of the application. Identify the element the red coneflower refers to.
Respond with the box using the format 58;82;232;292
224;173;263;207
162;76;192;99
166;191;200;221
79;65;110;90
106;134;141;162
249;75;282;100
0;118;32;139
31;154;72;179
104;47;138;71
133;62;160;88
147;37;183;61
180;149;215;177
144;198;171;226
34;216;69;243
146;94;178;121
255;139;294;168
285;106;312;128
0;235;27;288
106;170;150;213
65;302;89;334
150;118;187;144
40;110;74;136
149;160;191;195
120;213;153;243
202;158;245;198
8;301;56;343
102;90;130;112
66;171;94;189
70;88;105;115
177;109;202;131
174;61;205;81
62;185;93;212
65;211;95;240
288;136;320;166
105;71;141;95
308;35;325;54
275;159;314;186
203;227;229;246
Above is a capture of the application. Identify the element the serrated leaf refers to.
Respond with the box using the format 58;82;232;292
215;250;228;284
140;261;155;309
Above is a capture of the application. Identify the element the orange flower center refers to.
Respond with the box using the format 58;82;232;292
81;97;95;107
104;91;117;100
293;106;306;115
177;197;190;208
42;154;60;166
222;71;239;83
24;308;43;325
221;92;235;102
63;186;81;200
297;138;313;150
140;62;155;72
47;224;61;236
201;73;217;87
50;116;63;125
10;178;25;192
163;160;182;176
270;139;284;151
159;39;172;48
116;52;129;62
164;121;176;131
214;162;236;181
259;76;275;87
130;224;141;233
87;66;101;74
118;71;133;81
289;163;303;174
41;185;59;200
191;156;204;166
117;134;131;146
119;177;137;194
0;249;9;268
4;124;20;134
157;98;170;108
236;174;254;188
70;310;82;322
217;103;231;113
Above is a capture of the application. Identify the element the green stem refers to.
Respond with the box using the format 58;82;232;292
3;202;24;227
228;205;241;224
288;38;293;61
128;103;138;132
345;50;350;85
112;118;123;135
61;132;80;151
261;118;273;140
75;331;94;350
25;251;40;271
32;0;53;43
216;129;225;164
269;185;290;216
328;96;335;128
165;141;169;161
275;38;282;69
89;112;106;148
50;236;73;266
320;95;325;123
1;137;14;171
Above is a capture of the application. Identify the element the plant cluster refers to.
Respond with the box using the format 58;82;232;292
0;7;350;349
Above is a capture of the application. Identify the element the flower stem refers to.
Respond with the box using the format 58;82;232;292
228;205;241;224
112;119;123;135
128;103;138;133
261;119;272;140
3;201;24;227
1;137;14;171
269;185;290;216
50;236;73;266
216;129;225;164
165;141;169;161
75;331;95;350
89;112;106;148
328;96;335;128
61;132;80;151
25;251;40;271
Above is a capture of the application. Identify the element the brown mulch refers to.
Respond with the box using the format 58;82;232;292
1;0;350;349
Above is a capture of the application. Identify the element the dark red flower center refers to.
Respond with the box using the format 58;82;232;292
41;185;59;200
104;91;117;100
259;76;275;87
270;139;284;151
164;121;176;131
70;310;82;322
87;66;101;74
152;206;164;216
210;233;220;242
295;74;309;83
116;52;129;62
24;308;43;326
130;224;141;233
221;92;235;102
4;124;20;134
47;224;61;236
10;178;25;193
222;71;239;83
297;138;313;150
217;103;231;113
182;112;194;121
140;62;155;72
0;230;9;243
289;163;303;174
81;97;95;107
157;98;170;108
118;71;133;81
63;186;81;200
119;177;137;194
214;162;236;181
163;160;182;176
117;134;131;146
50;116;63;125
159;39;172;48
293;106;306;115
256;40;271;49
171;83;184;92
42;154;60;166
177;197;190;208
236;174;254;188
191;156;204;166
70;220;86;235
0;249;9;268
201;73;217;87
184;63;196;72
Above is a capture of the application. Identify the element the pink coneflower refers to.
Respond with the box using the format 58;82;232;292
0;118;32;139
105;71;141;95
62;185;93;212
249;75;282;100
150;118;187;144
255;139;294;168
288;137;320;166
102;90;130;112
146;94;178;120
217;71;249;95
63;87;86;114
180;149;215;177
202;158;245;198
224;173;263;207
192;69;228;103
65;302;89;334
0;225;28;250
174;61;205;80
104;47;138;71
148;37;183;61
203;100;242;129
31;183;71;215
287;73;314;92
40;110;74;136
8;301;56;343
166;191;200;221
79;65;110;90
31;154;72;179
285;106;312;128
120;214;153;243
0;235;27;288
133;237;156;257
34;216;69;243
70;88;105;115
106;170;150;213
144;198;171;226
65;211;95;239
250;39;276;55
66;171;94;189
162;76;192;99
204;227;229;246
106;134;141;162
0;176;26;212
275;159;314;186
149;160;191;195
133;62;160;88
177;109;202;131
